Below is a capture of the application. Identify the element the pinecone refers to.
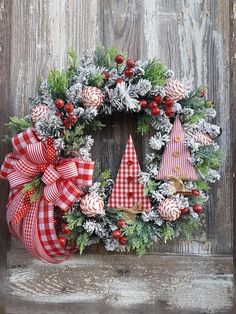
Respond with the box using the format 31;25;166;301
81;86;104;108
80;194;105;217
157;198;180;221
30;104;49;123
165;80;186;102
186;129;212;146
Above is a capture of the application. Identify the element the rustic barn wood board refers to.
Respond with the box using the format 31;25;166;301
0;0;12;313
5;251;233;314
0;0;234;313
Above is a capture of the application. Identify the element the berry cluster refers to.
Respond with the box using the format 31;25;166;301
54;209;74;248
115;54;136;83
54;98;77;128
111;218;128;245
180;189;203;216
139;95;174;117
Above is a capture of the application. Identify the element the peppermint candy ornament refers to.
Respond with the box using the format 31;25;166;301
186;129;212;146
165;80;186;102
157;198;181;221
80;194;105;217
81;86;104;108
30;104;49;122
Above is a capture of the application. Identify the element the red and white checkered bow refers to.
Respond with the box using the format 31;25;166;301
0;128;94;263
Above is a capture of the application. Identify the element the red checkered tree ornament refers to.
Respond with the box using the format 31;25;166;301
1;47;222;260
109;135;151;213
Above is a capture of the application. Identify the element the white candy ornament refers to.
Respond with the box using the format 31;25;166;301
80;194;105;217
165;80;186;102
157;198;181;221
186;129;212;146
81;86;104;108
30;104;49;122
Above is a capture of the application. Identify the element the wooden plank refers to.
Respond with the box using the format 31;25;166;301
5;251;233;314
230;0;236;295
7;0;233;257
0;0;12;313
9;0;99;250
141;0;232;254
10;0;99;116
92;0;145;175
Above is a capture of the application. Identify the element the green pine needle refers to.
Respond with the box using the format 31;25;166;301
179;216;202;241
90;119;106;131
76;232;90;254
122;218;155;256
137;114;151;136
160;223;175;243
88;71;104;88
94;46;126;69
3;117;31;141
144;58;167;87
48;69;68;98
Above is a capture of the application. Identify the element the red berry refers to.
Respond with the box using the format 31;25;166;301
54;217;58;225
154;95;162;104
192;189;200;197
116;78;125;84
58;236;66;246
151;107;161;116
116;219;126;228
64;227;72;235
126;58;136;68
124;68;133;78
181;207;190;215
69;114;78;124
165;98;174;107
115;55;124;64
112;229;122;239
148;101;157;110
64;103;74;113
165;109;174;117
119;236;128;245
102;70;109;80
63;118;72;129
193;204;203;213
54;98;65;109
55;112;63;119
62;223;72;234
139;99;148;109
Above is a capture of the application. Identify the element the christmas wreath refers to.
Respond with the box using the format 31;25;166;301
1;47;222;262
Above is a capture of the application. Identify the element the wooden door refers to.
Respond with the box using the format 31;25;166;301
0;1;234;313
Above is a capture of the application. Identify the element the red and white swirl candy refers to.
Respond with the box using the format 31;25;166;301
157;198;181;221
80;193;105;217
81;86;104;108
186;129;212;146
165;80;186;102
30;104;50;122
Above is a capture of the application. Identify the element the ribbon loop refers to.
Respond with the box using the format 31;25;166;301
41;164;60;185
57;160;79;179
1;128;95;263
15;156;39;177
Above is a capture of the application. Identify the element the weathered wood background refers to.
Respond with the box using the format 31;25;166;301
0;0;235;313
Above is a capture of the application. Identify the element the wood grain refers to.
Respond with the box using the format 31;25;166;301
1;0;234;312
8;0;232;255
92;0;145;176
0;0;11;313
230;0;236;301
5;251;233;314
142;0;232;254
10;0;99;117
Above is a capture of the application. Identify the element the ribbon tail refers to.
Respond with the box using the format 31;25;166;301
36;197;71;263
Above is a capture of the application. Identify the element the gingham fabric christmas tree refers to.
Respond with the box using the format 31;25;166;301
108;135;151;212
156;115;197;180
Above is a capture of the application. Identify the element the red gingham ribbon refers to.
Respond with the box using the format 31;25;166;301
0;128;95;263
